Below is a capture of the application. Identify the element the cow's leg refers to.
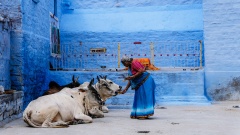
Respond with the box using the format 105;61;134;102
102;105;109;113
48;121;69;128
42;111;68;128
89;107;104;118
74;113;93;124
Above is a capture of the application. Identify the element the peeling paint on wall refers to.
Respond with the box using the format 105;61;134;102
208;77;240;101
203;0;240;101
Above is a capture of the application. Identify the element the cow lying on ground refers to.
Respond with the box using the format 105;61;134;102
43;75;122;114
23;79;103;128
43;75;80;95
94;75;122;113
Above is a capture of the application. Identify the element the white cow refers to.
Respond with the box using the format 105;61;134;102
94;75;122;113
23;79;103;128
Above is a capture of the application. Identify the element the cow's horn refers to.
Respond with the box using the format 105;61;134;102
90;78;94;85
72;75;75;82
97;76;100;82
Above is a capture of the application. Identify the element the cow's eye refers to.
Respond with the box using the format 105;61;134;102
103;84;108;87
109;82;113;84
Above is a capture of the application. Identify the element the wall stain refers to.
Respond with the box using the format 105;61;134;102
209;76;240;101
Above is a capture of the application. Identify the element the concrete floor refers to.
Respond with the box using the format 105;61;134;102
1;101;240;135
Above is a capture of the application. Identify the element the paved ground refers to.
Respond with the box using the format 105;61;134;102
1;101;240;135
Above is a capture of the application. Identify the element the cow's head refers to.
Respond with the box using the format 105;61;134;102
81;79;104;118
96;75;122;101
68;75;81;88
48;75;80;90
44;75;80;96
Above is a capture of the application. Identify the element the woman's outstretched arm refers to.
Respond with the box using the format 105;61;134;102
121;81;131;94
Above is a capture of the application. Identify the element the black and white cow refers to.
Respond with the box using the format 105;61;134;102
23;79;103;128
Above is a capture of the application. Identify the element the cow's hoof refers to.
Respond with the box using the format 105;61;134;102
72;119;84;124
91;115;104;118
57;124;69;128
71;119;80;125
102;110;108;113
102;106;109;113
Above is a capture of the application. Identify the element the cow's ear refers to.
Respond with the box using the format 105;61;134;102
99;75;103;78
75;76;79;82
104;75;107;80
78;83;88;91
97;76;100;82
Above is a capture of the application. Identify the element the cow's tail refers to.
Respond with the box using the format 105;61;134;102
23;110;41;128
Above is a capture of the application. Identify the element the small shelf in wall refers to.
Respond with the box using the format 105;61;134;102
90;48;106;53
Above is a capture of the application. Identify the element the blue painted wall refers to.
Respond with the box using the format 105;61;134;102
9;0;62;108
61;0;203;43
0;0;22;90
0;22;11;89
59;0;204;71
203;1;240;100
61;5;202;33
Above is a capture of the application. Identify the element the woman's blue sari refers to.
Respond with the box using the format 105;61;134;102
128;68;156;118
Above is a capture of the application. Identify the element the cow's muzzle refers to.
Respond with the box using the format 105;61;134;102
114;86;122;96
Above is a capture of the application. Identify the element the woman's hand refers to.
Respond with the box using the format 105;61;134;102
120;89;128;94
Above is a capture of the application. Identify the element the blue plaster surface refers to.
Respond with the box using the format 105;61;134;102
60;2;203;41
10;31;24;90
9;0;62;108
59;2;204;70
203;0;240;100
61;30;203;43
61;4;203;34
62;0;202;9
0;23;11;89
61;5;203;33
